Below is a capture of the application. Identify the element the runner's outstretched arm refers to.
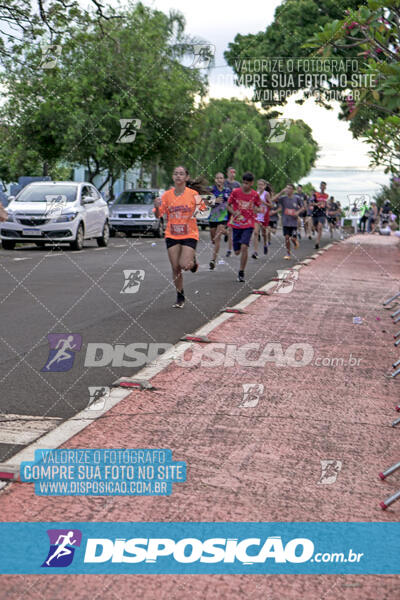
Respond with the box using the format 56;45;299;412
271;188;286;202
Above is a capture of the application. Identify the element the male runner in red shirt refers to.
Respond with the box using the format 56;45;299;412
227;171;261;282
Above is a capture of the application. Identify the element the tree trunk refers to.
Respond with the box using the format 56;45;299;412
151;162;158;188
43;162;49;177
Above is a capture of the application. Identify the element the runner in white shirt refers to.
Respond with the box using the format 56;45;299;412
252;179;271;259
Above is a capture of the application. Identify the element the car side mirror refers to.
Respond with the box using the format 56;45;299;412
7;196;15;203
82;195;94;204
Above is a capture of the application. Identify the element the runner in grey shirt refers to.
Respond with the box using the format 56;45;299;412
273;184;304;259
225;166;241;191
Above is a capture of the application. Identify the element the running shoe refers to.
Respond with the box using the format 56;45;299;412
190;256;198;273
251;252;258;259
173;290;185;308
209;259;215;270
293;238;299;249
315;243;319;249
226;250;232;257
284;255;291;260
264;245;268;255
237;270;245;282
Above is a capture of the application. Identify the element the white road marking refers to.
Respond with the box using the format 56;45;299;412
0;413;61;445
13;258;32;261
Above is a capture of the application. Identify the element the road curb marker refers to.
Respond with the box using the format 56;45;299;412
383;291;400;306
0;464;20;482
180;334;211;343
112;379;155;390
221;308;247;314
380;490;400;510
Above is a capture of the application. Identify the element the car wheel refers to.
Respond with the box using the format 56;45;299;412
97;222;110;247
201;225;207;231
70;223;84;251
35;242;46;248
126;231;133;238
109;227;116;238
1;240;16;250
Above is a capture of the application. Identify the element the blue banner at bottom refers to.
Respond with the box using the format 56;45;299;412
0;522;398;574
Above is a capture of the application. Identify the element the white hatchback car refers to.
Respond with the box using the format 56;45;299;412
1;181;109;250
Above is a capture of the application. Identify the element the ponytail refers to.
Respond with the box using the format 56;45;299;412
186;175;210;195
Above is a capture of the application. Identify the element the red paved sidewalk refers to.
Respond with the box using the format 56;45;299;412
1;236;400;599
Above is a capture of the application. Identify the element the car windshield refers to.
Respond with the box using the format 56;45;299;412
114;191;156;206
15;185;78;202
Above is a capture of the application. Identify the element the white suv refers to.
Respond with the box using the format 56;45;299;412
1;181;109;250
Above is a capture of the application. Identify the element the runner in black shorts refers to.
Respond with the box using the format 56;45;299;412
154;166;210;308
327;196;341;239
312;181;329;249
227;172;261;282
273;184;303;259
208;172;231;269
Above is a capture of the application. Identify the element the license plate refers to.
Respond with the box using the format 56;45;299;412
22;229;41;236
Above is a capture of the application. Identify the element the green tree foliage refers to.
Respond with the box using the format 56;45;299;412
0;0;121;64
307;0;400;174
224;0;365;108
374;177;400;213
178;98;318;191
0;2;206;192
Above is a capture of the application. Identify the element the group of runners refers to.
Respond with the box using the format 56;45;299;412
154;165;342;308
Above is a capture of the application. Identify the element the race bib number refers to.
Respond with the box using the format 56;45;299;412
170;223;188;236
284;208;296;216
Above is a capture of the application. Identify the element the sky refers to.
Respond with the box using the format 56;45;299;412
143;0;379;170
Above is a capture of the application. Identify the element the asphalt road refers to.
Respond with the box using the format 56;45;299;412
0;229;331;461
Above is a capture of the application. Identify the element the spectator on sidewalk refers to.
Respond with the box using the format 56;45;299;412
379;220;391;236
367;202;378;233
389;212;398;231
359;200;369;233
380;199;392;223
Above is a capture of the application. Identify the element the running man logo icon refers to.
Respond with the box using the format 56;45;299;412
121;269;145;294
42;529;82;568
44;195;67;218
265;118;292;144
86;386;110;411
41;334;82;372
318;460;342;485
274;270;298;294
116;119;141;144
239;384;264;408
40;44;62;69
190;44;215;68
